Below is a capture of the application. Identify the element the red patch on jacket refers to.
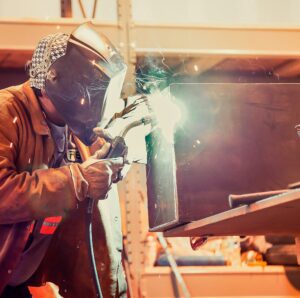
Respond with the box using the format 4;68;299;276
40;216;62;235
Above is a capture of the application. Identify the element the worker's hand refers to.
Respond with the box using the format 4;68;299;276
92;142;111;159
79;157;124;200
89;128;113;157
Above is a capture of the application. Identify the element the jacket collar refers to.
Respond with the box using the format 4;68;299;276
22;82;50;136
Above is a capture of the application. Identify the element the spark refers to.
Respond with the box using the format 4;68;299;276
194;64;199;72
196;139;201;144
28;158;31;164
12;117;18;124
9;142;13;148
80;98;85;105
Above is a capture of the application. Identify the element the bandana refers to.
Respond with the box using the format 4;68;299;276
29;33;69;90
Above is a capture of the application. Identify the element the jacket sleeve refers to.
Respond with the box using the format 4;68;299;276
0;100;88;224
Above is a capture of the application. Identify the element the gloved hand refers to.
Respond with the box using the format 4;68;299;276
78;156;124;200
93;128;129;182
69;138;124;201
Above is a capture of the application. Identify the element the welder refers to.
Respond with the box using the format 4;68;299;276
0;23;127;297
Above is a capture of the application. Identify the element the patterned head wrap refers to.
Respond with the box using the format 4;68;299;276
29;33;69;90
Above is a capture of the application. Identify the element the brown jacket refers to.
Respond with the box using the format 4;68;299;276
0;83;126;297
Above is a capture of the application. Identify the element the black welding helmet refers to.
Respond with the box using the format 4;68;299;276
44;22;127;145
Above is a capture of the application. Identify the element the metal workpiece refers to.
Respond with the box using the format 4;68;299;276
147;83;300;231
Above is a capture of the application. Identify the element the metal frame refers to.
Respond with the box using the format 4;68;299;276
3;19;300;57
116;2;145;297
60;0;72;18
117;0;136;95
134;23;300;58
0;19;119;50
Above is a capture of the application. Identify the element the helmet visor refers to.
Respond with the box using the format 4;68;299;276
45;23;127;145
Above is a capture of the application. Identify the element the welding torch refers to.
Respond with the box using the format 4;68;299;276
107;115;153;159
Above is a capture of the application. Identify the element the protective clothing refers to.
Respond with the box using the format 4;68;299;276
0;82;127;297
0;82;83;292
44;22;127;145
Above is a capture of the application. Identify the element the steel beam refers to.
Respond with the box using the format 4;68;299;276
3;20;300;58
0;19;119;51
134;24;300;58
60;0;72;18
117;0;136;96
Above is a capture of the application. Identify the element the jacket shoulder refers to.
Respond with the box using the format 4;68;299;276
0;84;28;119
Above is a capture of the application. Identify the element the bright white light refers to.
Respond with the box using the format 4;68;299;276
80;98;85;105
148;88;183;143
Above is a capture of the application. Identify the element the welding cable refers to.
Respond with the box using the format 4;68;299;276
78;0;98;18
75;115;153;298
78;0;87;18
92;0;98;18
73;136;103;298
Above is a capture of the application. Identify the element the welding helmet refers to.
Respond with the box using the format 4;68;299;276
30;22;127;145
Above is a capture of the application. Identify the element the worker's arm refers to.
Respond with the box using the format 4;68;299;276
0;101;122;224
